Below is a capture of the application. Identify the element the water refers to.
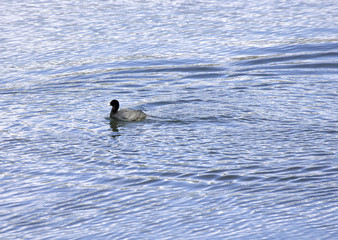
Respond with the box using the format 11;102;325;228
1;0;337;239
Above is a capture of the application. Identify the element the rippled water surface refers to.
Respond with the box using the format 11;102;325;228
1;0;338;239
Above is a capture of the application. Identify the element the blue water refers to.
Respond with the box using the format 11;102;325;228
1;1;338;239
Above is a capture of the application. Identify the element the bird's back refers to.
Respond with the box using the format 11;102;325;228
111;108;146;121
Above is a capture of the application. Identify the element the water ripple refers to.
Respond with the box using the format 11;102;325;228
1;0;337;239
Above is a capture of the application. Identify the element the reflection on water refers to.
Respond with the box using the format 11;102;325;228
109;119;120;133
1;0;337;239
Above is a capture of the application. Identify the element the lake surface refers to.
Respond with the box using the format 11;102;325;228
1;0;337;239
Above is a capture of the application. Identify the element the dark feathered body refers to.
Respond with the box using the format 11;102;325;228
110;100;146;121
